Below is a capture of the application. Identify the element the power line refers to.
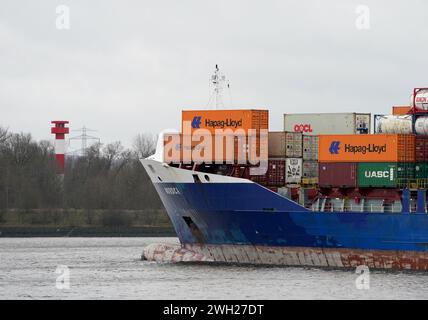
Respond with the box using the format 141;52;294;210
68;125;100;156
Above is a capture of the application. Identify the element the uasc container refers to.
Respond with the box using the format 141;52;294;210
318;134;415;163
357;162;415;188
284;113;370;135
357;163;397;188
319;162;357;188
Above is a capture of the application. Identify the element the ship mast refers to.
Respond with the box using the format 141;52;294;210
208;64;230;109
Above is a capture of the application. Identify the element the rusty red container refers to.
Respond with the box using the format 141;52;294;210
266;159;286;186
415;136;428;162
318;162;357;188
249;159;285;186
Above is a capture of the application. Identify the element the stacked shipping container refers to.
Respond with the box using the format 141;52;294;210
318;134;417;188
267;132;302;185
302;135;318;184
164;109;269;164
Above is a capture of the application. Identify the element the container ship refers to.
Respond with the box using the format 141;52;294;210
141;69;428;270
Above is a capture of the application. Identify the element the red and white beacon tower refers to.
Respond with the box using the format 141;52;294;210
51;121;69;175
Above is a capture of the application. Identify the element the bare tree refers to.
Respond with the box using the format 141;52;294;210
133;133;156;159
103;141;124;165
0;127;10;146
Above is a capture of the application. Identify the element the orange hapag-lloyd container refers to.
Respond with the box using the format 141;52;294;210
181;109;269;135
392;106;412;115
163;133;267;164
318;134;415;163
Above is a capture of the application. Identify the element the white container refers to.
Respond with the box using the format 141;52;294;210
285;158;302;184
415;116;428;135
376;115;413;134
284;113;371;135
411;89;428;110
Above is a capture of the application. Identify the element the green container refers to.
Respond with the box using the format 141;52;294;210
357;163;415;188
397;162;415;180
415;163;428;179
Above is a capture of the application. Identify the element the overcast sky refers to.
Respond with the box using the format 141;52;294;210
1;0;428;150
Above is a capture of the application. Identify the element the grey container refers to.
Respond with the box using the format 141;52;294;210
268;131;287;158
302;160;318;178
285;132;302;158
303;135;318;160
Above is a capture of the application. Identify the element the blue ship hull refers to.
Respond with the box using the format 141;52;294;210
142;160;428;270
155;182;428;251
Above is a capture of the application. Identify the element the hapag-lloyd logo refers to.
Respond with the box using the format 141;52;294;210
329;141;387;155
329;141;340;154
191;116;243;129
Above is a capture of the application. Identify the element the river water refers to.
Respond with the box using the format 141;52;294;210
0;237;427;300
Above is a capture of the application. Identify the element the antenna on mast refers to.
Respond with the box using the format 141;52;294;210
207;65;230;109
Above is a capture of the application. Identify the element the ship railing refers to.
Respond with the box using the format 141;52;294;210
397;178;428;189
309;204;402;213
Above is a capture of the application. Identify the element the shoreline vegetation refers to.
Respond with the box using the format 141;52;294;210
0;128;175;237
0;208;175;237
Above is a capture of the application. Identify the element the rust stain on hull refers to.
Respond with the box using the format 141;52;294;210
184;244;428;271
142;243;428;271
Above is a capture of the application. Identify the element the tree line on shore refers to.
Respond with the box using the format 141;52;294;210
0;127;162;214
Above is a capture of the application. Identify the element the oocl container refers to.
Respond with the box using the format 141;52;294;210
318;162;357;188
285;158;302;184
182;109;268;135
303;135;318;160
318;134;415;163
284;113;370;135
